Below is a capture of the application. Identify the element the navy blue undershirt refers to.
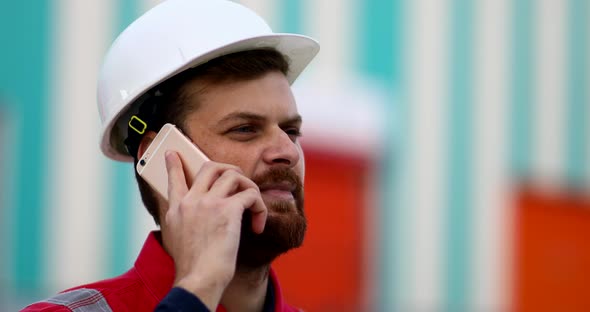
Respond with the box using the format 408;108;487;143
155;279;276;312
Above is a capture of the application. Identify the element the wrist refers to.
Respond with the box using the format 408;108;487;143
174;275;226;311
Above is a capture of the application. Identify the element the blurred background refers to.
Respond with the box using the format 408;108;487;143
1;0;589;311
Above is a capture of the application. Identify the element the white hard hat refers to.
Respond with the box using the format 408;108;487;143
97;0;320;162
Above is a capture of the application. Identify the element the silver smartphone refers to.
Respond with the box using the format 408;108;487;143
136;123;210;200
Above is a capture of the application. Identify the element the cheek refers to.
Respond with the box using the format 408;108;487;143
202;142;260;174
295;150;305;182
297;162;305;184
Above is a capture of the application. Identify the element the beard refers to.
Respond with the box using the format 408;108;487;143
236;167;306;269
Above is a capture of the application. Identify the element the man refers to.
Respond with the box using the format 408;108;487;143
22;0;319;311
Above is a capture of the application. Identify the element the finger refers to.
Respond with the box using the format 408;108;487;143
249;194;268;234
230;188;267;234
165;151;189;209
208;169;258;197
188;161;243;194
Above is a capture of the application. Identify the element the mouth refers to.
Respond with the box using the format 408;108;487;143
259;182;296;201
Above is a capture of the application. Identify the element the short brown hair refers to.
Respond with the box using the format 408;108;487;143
130;49;290;225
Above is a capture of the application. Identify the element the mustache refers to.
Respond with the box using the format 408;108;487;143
251;167;302;192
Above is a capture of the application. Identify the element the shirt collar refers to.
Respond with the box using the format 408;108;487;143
134;231;289;311
134;231;176;301
269;268;287;311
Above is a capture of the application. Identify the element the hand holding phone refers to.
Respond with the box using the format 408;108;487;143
137;123;210;200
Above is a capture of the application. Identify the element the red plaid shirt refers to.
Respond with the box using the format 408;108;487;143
22;231;301;312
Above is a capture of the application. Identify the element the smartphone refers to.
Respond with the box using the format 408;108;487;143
137;123;210;200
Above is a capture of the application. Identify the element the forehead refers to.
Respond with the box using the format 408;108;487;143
186;71;299;122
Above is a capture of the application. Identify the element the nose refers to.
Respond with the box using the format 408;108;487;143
262;128;301;167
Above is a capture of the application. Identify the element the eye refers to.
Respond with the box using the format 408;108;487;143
226;124;259;141
231;125;256;133
284;127;302;140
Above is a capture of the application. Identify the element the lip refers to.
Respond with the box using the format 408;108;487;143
258;182;296;193
259;182;296;201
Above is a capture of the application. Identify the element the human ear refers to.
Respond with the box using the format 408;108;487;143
137;131;157;160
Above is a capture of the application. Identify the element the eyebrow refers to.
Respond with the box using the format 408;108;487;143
218;111;302;125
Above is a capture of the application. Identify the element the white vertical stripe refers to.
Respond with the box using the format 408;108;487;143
534;0;567;188
237;0;279;31
302;0;355;80
472;0;512;310
405;0;449;309
47;0;114;291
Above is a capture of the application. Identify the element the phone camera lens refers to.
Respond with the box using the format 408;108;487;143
139;159;146;166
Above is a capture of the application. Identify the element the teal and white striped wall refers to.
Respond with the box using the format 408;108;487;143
1;0;588;311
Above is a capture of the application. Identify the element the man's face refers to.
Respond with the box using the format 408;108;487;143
182;71;306;267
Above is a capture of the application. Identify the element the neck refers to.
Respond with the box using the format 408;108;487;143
220;264;271;312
